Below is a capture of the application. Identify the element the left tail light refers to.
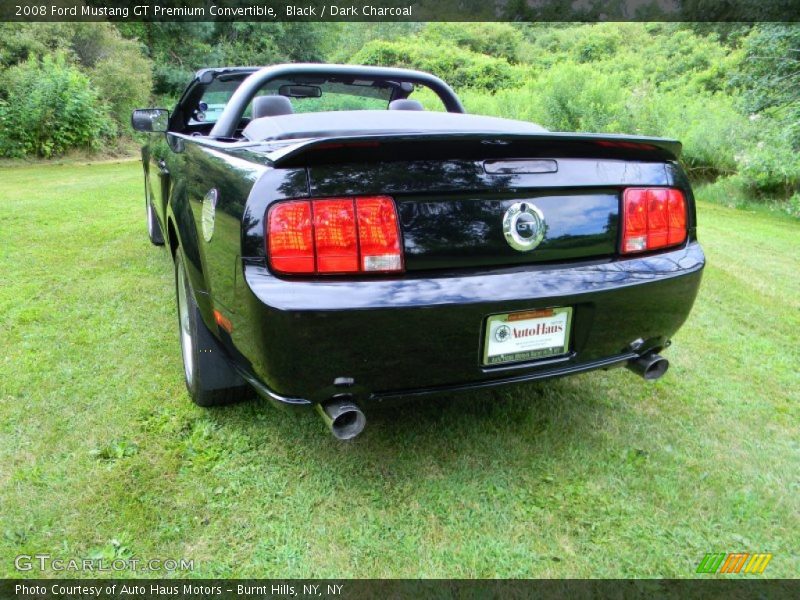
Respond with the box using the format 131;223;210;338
267;196;403;275
621;188;687;254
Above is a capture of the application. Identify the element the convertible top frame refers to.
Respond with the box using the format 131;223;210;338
208;63;466;139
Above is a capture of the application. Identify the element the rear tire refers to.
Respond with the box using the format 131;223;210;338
174;249;248;407
146;198;165;246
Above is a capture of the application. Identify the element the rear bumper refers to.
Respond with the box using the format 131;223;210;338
238;242;705;405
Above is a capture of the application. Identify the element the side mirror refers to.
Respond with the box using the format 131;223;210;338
131;108;170;133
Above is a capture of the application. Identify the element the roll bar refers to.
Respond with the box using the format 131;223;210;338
208;63;465;139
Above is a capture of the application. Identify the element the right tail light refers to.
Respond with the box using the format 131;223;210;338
621;188;687;254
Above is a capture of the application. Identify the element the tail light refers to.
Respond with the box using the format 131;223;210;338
621;188;687;254
267;196;403;275
313;199;358;273
267;200;314;273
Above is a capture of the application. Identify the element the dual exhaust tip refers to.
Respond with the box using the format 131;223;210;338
317;352;668;440
316;396;366;440
626;352;669;381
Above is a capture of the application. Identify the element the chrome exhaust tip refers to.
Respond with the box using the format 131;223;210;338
626;352;670;381
316;396;366;440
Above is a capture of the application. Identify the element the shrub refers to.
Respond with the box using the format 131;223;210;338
90;40;152;130
786;192;800;217
460;65;629;133
63;24;153;129
0;23;153;137
460;74;761;183
0;53;111;158
352;39;520;92
694;177;752;209
528;64;629;133
734;121;800;196
422;23;524;63
458;85;543;123
623;89;748;178
0;23;73;71
69;22;128;68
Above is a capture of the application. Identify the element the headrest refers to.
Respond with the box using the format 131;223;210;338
388;99;425;111
252;95;294;118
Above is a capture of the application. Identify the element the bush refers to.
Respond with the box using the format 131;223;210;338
623;89;748;178
528;64;629;133
0;53;111;158
786;192;800;217
460;74;759;183
422;23;524;63
352;39;520;92
517;24;734;95
733;120;800;196
0;23;73;71
90;40;152;130
460;65;629;133
694;177;752;209
63;24;153;129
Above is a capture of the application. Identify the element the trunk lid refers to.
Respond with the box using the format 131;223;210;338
287;133;675;271
396;189;620;270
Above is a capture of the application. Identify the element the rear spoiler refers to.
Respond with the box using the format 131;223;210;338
266;131;682;168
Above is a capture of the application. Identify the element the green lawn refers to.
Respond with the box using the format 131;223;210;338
0;161;797;578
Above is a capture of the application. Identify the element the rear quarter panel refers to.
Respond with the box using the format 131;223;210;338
159;136;270;328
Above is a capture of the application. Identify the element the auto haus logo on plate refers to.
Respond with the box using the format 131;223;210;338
494;324;512;343
502;202;546;252
484;308;572;365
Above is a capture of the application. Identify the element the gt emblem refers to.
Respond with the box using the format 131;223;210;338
202;188;218;242
502;202;546;251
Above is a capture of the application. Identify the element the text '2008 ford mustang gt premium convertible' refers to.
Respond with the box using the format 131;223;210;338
132;63;704;439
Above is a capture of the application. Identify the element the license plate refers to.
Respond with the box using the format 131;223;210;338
482;307;572;366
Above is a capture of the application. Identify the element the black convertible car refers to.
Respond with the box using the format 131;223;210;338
132;64;704;439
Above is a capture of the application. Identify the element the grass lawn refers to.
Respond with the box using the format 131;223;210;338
0;161;797;578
